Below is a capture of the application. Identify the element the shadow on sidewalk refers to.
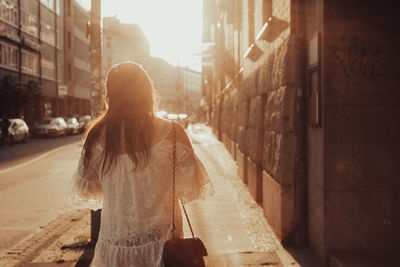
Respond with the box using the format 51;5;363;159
73;242;95;267
283;246;323;267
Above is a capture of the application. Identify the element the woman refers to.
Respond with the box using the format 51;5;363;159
71;62;212;266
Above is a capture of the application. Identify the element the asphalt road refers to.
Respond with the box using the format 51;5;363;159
0;135;83;257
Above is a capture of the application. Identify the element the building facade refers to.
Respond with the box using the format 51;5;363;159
179;67;202;115
144;57;181;113
102;16;150;77
70;0;91;116
203;0;399;265
0;0;90;127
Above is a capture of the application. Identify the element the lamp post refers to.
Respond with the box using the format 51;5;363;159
89;0;102;118
89;0;102;247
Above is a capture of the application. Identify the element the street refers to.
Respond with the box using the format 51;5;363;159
0;135;82;258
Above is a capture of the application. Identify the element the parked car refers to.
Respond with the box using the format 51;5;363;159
65;117;80;135
0;118;29;144
33;117;67;137
166;113;189;128
78;115;91;133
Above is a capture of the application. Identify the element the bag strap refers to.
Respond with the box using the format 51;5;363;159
171;121;195;240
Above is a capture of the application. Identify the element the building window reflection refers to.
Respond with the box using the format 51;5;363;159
21;49;39;76
0;41;19;70
40;0;54;11
21;9;39;37
40;22;56;46
56;0;61;16
41;45;56;80
0;0;18;26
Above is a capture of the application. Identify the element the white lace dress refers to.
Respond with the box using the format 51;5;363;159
70;125;212;267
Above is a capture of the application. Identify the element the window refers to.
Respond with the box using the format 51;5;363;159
41;45;56;80
44;102;52;117
0;0;18;26
41;57;56;79
74;68;90;89
0;41;18;70
40;21;56;46
56;0;61;15
21;49;39;76
20;9;39;37
40;0;54;11
74;37;89;60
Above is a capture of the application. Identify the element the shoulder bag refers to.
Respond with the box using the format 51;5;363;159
163;122;208;267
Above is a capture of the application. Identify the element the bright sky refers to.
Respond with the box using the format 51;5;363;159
77;0;203;71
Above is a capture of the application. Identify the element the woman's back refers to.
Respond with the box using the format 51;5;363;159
72;119;212;266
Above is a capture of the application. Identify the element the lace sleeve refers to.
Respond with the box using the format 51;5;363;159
69;143;103;208
175;143;213;204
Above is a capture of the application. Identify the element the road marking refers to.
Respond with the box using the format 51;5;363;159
0;143;78;174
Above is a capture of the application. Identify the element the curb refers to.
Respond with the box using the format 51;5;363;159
0;209;88;267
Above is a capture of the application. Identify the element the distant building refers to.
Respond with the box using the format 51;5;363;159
101;18;178;113
0;0;91;126
101;18;201;115
179;67;202;114
143;57;180;113
102;17;150;78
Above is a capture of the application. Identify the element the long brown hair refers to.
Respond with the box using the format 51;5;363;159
83;62;156;174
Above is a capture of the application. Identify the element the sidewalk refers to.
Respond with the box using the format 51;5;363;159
0;123;313;267
187;124;285;266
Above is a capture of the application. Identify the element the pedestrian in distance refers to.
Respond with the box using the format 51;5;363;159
70;62;213;267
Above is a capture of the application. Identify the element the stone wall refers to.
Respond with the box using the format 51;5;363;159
205;0;399;263
208;0;301;242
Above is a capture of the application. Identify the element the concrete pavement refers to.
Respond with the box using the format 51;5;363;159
0;136;83;258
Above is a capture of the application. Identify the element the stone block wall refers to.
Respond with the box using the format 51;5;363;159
207;0;301;243
237;100;250;154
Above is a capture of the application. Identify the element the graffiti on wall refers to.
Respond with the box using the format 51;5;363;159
331;28;393;102
335;30;387;79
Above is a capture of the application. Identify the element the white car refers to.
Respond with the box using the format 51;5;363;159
78;115;91;133
1;118;30;144
66;117;80;135
33;117;67;137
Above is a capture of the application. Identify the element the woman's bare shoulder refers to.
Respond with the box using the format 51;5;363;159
153;117;171;136
153;117;170;128
174;122;191;147
153;117;191;147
